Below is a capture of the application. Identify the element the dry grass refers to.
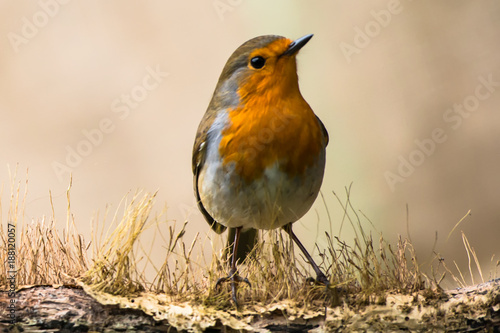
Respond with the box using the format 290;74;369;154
0;169;89;288
81;191;156;295
1;170;497;310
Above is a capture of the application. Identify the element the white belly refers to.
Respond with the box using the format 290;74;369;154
198;112;326;230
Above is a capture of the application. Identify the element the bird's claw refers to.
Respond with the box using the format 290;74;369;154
215;274;251;289
316;272;330;286
306;272;330;286
215;270;251;306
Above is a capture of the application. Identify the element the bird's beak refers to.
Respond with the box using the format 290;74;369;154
282;34;313;56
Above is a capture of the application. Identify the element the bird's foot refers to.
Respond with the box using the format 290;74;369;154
215;269;251;306
305;272;344;309
306;271;330;286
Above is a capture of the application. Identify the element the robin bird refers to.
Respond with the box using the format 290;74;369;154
192;34;329;305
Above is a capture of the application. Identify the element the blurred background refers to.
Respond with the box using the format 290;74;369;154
1;1;499;288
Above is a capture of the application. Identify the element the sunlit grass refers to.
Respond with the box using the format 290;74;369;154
0;169;89;288
1;169;497;312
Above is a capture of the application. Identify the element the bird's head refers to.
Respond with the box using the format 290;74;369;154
212;34;313;108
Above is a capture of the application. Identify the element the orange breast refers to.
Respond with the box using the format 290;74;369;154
218;87;324;183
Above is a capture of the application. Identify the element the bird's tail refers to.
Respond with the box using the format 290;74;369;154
225;228;258;264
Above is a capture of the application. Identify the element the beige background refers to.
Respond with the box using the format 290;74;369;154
1;1;499;288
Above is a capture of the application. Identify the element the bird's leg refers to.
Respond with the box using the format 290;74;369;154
283;224;330;286
215;226;251;305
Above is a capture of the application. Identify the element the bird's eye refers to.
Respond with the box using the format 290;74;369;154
250;56;266;69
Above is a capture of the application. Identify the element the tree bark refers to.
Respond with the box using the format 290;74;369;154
1;279;499;332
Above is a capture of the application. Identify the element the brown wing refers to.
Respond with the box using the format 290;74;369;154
316;115;329;147
192;109;226;234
